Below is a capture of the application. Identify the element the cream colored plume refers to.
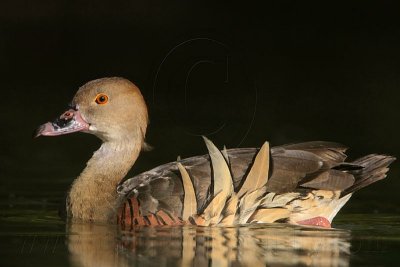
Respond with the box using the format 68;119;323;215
177;138;273;226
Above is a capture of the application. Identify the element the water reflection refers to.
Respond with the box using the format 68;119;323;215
67;223;350;267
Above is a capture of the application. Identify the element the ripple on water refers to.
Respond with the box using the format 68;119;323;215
1;208;400;267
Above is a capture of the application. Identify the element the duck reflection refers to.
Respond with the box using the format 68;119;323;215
67;223;350;267
67;223;127;267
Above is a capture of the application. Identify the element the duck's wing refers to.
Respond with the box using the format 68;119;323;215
267;141;355;193
116;139;395;227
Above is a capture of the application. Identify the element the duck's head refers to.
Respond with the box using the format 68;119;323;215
35;77;148;143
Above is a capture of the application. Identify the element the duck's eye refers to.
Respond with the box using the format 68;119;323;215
95;94;109;105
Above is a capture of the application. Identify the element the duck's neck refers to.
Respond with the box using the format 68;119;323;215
68;137;142;222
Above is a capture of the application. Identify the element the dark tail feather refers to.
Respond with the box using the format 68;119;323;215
341;154;396;196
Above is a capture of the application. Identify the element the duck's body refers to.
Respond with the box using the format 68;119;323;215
35;77;395;228
116;140;393;227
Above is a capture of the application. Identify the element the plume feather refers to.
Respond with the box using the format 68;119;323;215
237;141;270;198
203;136;234;197
249;208;290;223
238;188;266;223
177;162;197;220
200;192;227;225
219;193;239;226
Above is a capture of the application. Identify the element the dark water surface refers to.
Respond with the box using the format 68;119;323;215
1;195;399;267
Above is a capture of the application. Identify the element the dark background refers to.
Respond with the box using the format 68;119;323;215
1;1;399;213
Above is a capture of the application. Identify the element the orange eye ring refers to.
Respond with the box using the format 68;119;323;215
95;93;109;105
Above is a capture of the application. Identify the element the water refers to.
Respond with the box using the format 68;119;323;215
1;199;399;267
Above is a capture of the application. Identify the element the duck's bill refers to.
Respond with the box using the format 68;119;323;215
34;109;90;138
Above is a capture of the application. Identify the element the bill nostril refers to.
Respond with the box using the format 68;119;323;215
61;111;74;120
55;111;76;128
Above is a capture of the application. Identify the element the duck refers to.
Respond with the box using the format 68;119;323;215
35;77;395;228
